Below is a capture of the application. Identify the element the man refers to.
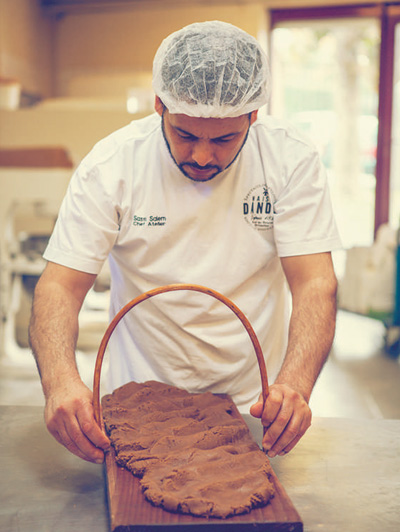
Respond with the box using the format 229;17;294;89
29;21;341;465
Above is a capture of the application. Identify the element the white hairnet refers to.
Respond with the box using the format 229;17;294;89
152;21;270;118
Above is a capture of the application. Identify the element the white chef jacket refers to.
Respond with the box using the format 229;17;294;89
44;113;341;411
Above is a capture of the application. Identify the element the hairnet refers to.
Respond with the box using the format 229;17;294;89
152;21;270;118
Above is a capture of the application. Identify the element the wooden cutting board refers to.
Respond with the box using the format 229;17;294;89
103;399;303;531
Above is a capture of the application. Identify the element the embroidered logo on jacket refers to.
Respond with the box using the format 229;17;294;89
243;185;275;231
133;215;166;227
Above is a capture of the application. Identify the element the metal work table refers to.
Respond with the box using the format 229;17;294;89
0;405;399;532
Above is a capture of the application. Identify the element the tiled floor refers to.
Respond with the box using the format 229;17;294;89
1;310;399;420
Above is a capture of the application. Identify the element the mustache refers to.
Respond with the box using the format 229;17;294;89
182;162;220;171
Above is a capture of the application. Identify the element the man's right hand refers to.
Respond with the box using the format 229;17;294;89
29;262;108;463
44;379;110;464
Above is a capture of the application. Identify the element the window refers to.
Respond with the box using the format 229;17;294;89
270;4;399;248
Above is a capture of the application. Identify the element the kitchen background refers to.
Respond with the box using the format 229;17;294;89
0;0;399;418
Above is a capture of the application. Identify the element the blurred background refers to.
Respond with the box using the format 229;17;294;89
0;0;399;418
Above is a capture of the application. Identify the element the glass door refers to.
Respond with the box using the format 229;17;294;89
270;9;381;249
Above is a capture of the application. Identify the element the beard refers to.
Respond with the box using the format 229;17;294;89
179;161;222;181
160;112;251;182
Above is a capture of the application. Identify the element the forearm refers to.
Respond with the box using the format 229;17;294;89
275;275;337;402
251;252;338;456
29;281;81;396
28;264;109;463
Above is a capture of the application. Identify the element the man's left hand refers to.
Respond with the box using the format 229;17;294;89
250;383;312;457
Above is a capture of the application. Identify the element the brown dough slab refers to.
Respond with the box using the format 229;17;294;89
102;381;303;530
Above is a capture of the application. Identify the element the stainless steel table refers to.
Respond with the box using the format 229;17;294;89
1;405;399;532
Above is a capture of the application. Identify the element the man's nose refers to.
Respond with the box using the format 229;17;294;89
191;141;214;167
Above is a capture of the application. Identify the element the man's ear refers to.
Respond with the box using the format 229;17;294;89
250;110;258;125
155;95;165;116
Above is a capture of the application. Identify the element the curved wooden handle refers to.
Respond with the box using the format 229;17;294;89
93;283;269;427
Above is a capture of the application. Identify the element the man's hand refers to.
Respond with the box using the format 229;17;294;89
250;252;337;458
29;262;107;463
250;383;312;457
44;379;110;464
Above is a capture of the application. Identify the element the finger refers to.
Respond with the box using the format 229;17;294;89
64;414;106;464
249;393;263;418
261;387;283;428
76;402;110;451
266;412;298;457
277;411;312;456
49;420;97;463
262;401;294;454
277;434;303;456
48;409;106;464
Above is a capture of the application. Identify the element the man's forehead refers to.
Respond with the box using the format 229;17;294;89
166;110;250;137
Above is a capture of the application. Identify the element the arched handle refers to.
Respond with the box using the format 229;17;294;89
93;283;269;427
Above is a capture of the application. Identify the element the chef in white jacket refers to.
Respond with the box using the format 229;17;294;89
29;21;341;464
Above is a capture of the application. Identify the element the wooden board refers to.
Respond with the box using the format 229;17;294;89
103;398;303;532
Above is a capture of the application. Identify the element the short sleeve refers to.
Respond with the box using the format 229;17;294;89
273;140;342;257
43;163;121;274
